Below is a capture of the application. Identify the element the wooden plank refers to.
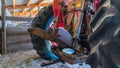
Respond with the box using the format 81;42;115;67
11;10;38;17
22;0;32;13
13;0;16;15
6;2;52;9
38;0;44;5
0;16;33;21
12;10;38;14
22;8;26;13
1;0;7;54
28;7;35;12
13;0;16;7
39;3;52;6
6;4;38;9
27;0;44;14
27;0;32;6
7;28;29;36
0;29;2;53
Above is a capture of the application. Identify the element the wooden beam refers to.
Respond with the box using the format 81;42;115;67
6;4;38;9
22;8;26;13
0;16;33;21
38;0;44;5
27;0;32;6
1;0;7;54
6;2;52;9
29;7;35;12
27;0;44;14
11;10;38;17
0;29;2;54
39;3;52;6
13;0;16;7
13;0;16;16
12;10;38;14
22;0;44;13
22;0;32;13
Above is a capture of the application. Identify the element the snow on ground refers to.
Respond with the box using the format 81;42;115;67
0;50;83;68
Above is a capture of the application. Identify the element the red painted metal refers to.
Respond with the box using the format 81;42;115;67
53;0;73;27
53;0;73;17
94;0;100;12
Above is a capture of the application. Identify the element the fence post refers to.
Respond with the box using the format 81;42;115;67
1;0;7;54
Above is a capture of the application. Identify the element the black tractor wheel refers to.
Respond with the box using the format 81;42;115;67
30;5;58;60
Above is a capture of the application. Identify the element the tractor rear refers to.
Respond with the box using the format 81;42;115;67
28;0;94;66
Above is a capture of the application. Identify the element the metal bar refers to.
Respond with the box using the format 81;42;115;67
0;16;33;21
41;60;61;67
1;0;7;54
67;8;83;13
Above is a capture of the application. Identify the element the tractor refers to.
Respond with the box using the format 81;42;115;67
28;0;120;67
28;0;93;66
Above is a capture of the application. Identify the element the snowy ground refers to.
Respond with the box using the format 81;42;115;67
0;50;86;68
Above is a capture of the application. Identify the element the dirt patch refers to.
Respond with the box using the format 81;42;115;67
0;50;85;68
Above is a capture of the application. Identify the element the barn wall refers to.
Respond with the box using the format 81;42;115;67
0;29;2;53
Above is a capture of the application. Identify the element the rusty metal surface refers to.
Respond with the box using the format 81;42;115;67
28;0;92;65
28;28;72;47
28;27;88;64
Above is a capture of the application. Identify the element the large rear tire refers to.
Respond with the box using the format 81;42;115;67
30;5;58;60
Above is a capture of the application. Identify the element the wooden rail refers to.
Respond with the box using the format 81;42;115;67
1;0;7;54
0;16;33;21
0;29;2;53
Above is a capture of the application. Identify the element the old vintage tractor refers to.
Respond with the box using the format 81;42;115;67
28;0;93;66
28;0;120;67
